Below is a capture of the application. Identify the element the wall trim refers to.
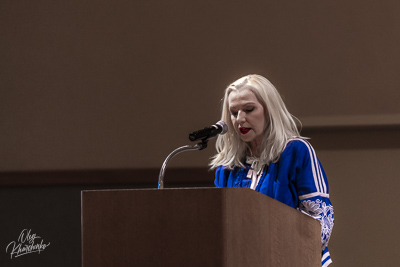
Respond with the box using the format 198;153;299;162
299;113;400;129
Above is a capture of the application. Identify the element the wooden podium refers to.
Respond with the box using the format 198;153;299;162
81;187;321;267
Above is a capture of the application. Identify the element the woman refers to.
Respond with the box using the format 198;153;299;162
210;74;334;267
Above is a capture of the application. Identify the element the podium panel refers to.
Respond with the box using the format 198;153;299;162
81;187;320;267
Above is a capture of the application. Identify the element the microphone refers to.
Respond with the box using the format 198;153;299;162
189;121;228;141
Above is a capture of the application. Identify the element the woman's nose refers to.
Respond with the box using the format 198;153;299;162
237;110;246;123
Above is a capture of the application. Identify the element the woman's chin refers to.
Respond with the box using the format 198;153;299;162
239;134;254;143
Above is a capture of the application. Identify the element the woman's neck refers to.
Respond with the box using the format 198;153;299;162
249;136;263;157
249;147;260;158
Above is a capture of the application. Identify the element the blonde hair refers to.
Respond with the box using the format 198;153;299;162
210;74;302;171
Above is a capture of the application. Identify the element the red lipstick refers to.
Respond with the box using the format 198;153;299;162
239;127;251;134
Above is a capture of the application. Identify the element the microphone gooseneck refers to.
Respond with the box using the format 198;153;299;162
157;121;228;189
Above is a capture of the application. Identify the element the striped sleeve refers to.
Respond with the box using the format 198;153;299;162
294;138;329;199
289;138;334;266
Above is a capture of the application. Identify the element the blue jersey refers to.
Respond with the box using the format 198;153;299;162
215;138;334;267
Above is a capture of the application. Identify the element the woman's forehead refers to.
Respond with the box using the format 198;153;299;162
228;88;259;105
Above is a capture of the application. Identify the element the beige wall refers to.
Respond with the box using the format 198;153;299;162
322;148;400;266
304;127;400;266
1;0;400;265
2;0;399;172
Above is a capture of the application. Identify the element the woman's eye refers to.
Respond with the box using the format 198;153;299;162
246;108;254;113
231;111;238;117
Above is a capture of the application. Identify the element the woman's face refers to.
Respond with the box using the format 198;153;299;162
228;87;267;151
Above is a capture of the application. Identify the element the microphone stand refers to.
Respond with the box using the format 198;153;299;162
157;139;208;189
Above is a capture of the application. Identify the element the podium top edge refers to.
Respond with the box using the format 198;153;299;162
81;187;225;193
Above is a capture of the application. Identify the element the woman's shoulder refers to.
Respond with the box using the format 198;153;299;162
276;137;320;168
282;137;315;155
216;165;244;172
